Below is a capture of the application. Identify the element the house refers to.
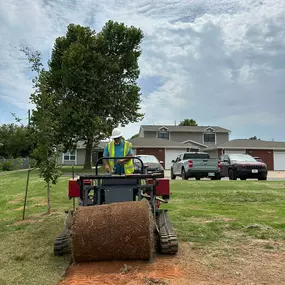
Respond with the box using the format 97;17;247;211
130;125;231;168
138;125;231;147
57;125;285;171
203;139;285;170
58;124;232;169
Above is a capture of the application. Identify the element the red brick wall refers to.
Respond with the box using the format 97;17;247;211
246;149;274;170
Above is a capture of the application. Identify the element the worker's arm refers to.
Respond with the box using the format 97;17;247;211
103;145;111;172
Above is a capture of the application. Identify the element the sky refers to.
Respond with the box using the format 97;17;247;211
1;0;285;142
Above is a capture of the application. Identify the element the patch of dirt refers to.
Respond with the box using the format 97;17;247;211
203;217;237;223
57;241;285;285
12;219;42;226
58;254;186;285
15;206;24;211
8;196;23;204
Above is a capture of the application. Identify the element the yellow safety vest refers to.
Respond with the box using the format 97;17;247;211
107;140;134;175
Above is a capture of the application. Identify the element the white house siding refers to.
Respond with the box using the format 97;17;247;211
77;149;86;165
273;151;285;170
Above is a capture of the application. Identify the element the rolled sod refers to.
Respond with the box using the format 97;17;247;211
71;200;155;262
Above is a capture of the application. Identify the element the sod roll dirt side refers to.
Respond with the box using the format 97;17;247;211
72;200;155;262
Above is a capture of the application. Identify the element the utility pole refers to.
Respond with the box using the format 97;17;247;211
28;109;30;127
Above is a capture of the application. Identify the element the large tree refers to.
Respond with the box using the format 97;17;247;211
178;118;198;126
41;21;144;168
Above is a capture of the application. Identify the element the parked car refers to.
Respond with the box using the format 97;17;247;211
133;155;164;178
219;153;267;180
254;156;264;162
171;152;221;180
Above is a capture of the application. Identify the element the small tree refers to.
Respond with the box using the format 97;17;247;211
178;118;198;126
249;136;260;140
130;133;139;139
22;47;62;214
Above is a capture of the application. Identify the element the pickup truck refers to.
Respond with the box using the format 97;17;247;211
170;152;221;180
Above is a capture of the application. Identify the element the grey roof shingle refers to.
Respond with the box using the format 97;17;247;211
128;138;188;148
205;139;285;150
141;125;230;133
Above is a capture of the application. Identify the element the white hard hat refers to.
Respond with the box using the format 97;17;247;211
111;128;123;139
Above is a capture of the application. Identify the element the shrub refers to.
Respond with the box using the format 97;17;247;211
1;161;14;171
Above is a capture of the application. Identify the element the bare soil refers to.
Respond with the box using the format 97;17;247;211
57;240;285;285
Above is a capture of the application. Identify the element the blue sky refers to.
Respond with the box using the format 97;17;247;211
1;0;285;141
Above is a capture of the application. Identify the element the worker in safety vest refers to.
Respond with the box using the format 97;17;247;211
103;127;134;175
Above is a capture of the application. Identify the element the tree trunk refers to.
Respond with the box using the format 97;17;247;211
84;136;93;169
47;180;51;214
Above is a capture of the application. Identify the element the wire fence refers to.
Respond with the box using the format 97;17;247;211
0;157;34;171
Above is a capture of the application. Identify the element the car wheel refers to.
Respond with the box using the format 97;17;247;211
240;177;246;180
181;168;188;180
228;169;237;180
171;168;176;180
211;175;221;180
258;175;267;180
195;177;201;180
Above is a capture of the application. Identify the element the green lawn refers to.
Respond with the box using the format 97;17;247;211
0;170;285;285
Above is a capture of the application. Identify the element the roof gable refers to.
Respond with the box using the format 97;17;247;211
181;140;208;148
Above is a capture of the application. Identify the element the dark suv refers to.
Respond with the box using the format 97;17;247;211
219;153;267;180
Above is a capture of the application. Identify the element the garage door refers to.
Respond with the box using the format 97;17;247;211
273;151;285;170
165;149;185;169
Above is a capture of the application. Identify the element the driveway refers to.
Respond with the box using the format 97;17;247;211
164;170;285;180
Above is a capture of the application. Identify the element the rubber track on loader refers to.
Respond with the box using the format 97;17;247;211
54;229;71;256
157;210;178;254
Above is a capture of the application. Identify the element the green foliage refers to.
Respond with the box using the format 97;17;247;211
22;48;63;213
130;133;139;139
46;21;145;168
178;118;198;126
0;124;32;158
23;20;145;171
249;136;261;140
0;161;14;171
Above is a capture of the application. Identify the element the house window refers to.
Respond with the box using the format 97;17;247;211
64;150;76;161
203;133;215;143
158;131;169;140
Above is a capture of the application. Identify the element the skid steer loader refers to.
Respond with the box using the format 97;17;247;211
54;156;178;262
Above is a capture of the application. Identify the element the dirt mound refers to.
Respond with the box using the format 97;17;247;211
57;255;185;285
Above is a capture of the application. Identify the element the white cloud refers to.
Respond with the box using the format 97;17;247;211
1;0;285;141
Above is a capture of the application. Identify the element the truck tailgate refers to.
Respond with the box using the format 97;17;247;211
191;159;218;170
